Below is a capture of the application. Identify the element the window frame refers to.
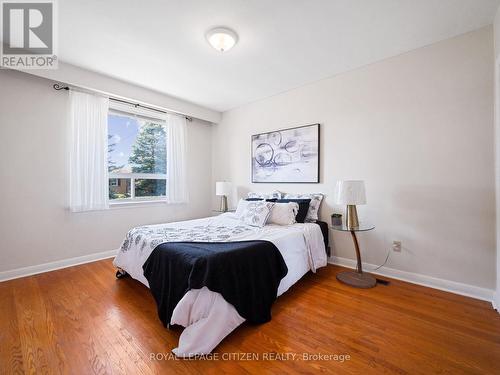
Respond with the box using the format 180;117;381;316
107;105;168;205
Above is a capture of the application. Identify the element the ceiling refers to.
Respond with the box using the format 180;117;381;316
58;0;500;112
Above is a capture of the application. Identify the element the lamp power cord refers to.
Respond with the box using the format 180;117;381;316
368;248;391;271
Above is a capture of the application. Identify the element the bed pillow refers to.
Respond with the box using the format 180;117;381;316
282;193;324;222
276;199;311;223
247;191;282;200
268;202;299;225
240;201;275;227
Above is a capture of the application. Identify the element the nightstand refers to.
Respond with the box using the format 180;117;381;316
331;224;376;288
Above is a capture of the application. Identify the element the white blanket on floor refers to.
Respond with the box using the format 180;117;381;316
113;213;327;356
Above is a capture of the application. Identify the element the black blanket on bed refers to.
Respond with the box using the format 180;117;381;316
142;240;288;327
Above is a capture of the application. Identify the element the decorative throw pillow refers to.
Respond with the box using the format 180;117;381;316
276;199;311;223
268;202;299;225
235;199;250;217
247;191;282;200
240;201;275;227
282;193;324;222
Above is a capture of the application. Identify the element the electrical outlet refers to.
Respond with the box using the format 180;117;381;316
392;240;402;252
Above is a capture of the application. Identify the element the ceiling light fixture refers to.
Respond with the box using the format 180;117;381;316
206;27;238;52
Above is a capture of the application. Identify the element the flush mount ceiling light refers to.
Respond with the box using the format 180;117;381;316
206;27;238;52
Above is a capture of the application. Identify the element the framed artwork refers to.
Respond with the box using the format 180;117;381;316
251;124;320;183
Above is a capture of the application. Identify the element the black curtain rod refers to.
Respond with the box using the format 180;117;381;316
53;83;193;122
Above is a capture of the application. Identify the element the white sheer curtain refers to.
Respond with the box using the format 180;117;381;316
165;113;189;204
68;91;110;212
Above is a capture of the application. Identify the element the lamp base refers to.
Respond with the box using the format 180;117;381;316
336;270;377;288
219;196;228;212
346;205;359;229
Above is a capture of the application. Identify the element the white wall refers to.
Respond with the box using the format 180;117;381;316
493;7;500;308
495;7;500;60
0;69;213;273
212;27;496;290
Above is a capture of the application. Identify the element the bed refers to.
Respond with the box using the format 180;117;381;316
113;212;328;357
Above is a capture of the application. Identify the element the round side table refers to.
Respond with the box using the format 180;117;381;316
331;224;376;288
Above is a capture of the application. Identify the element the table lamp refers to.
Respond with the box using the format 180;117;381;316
215;181;232;212
334;180;366;229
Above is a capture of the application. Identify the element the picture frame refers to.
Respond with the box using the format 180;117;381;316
251;123;320;183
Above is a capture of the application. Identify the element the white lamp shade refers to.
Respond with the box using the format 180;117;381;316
334;180;366;205
215;181;232;196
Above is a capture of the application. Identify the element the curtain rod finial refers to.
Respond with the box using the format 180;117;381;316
53;83;69;91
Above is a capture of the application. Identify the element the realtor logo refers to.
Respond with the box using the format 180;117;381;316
1;0;58;69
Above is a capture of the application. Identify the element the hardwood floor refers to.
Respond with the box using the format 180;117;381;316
0;260;499;375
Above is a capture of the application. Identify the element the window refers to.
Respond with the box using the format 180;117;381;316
107;107;167;203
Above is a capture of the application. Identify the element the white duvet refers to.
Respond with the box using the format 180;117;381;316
113;213;327;356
